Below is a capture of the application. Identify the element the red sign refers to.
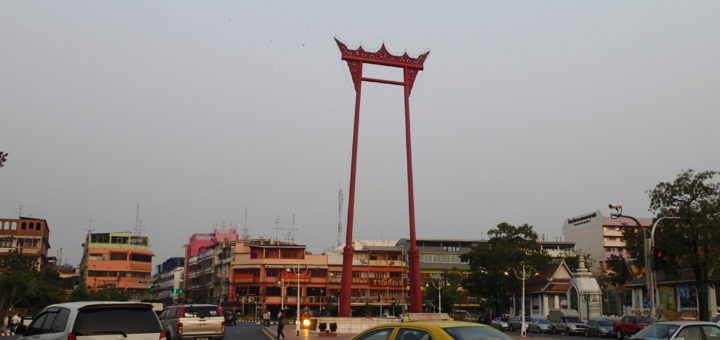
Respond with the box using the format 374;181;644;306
235;273;254;283
281;273;310;282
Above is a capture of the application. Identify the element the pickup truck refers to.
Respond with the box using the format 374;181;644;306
613;315;653;339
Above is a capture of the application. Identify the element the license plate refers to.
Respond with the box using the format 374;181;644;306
196;337;209;340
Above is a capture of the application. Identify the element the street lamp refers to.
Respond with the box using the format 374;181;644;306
610;204;678;318
505;263;536;338
609;204;652;314
287;264;309;336
649;214;679;318
425;278;450;314
277;277;286;311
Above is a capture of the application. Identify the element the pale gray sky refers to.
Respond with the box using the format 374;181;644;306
2;1;719;266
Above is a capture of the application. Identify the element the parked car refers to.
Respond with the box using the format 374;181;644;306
490;317;511;331
159;304;225;340
585;318;614;337
613;315;653;339
549;308;586;335
528;319;552;334
349;320;514;340
509;317;523;331
18;301;164;340
630;321;720;340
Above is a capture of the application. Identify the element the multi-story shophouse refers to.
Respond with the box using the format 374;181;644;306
79;232;154;299
153;257;184;305
184;229;238;293
327;240;407;317
0;217;51;271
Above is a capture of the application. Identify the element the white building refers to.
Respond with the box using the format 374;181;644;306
562;210;651;275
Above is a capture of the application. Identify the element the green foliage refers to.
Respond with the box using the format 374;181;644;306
69;284;130;302
636;169;720;320
0;256;65;323
424;269;463;312
461;222;550;315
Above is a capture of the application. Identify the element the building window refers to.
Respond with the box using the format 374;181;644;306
10;222;16;230
0;238;13;247
110;253;127;261
307;287;325;296
35;223;41;231
21;222;26;230
266;269;279;277
130;254;152;262
266;286;281;296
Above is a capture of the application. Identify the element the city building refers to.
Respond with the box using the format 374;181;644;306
0;217;51;271
153;257;185;305
562;210;652;276
79;232;154;299
184;229;238;292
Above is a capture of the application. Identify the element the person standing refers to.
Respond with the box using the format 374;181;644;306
263;311;270;327
276;310;285;339
11;314;21;333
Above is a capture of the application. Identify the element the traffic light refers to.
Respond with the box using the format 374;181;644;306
147;284;154;289
172;289;184;294
653;247;667;270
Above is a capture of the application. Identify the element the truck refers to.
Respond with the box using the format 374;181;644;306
612;315;653;339
549;308;586;335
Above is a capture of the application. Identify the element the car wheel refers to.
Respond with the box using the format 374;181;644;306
585;331;589;337
616;330;623;339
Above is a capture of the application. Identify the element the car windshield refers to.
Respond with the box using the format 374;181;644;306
637;317;653;324
444;326;515;340
712;315;720;323
597;320;613;327
182;306;221;318
73;306;161;335
499;317;509;322
539;320;550;324
631;324;679;340
566;317;582;323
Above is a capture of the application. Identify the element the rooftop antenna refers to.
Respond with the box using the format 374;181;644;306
272;215;282;242
86;219;95;234
287;214;297;244
134;203;144;236
241;209;250;240
337;187;344;248
15;204;23;218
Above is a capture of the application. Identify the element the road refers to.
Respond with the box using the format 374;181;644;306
0;324;613;340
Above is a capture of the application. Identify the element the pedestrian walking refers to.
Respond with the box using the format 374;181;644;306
276;310;286;339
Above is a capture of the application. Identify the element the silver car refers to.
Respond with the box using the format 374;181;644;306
19;301;164;340
528;319;552;334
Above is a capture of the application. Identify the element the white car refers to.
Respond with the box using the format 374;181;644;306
630;321;720;340
19;301;164;340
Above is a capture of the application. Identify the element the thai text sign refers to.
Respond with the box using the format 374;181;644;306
370;278;402;287
235;273;254;283
281;273;310;282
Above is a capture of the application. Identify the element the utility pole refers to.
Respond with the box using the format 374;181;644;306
337;188;343;248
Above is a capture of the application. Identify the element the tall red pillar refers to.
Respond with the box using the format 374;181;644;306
335;38;429;316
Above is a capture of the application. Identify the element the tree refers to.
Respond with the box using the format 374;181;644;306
69;284;130;302
461;223;550;316
639;169;720;320
0;253;65;324
424;269;463;313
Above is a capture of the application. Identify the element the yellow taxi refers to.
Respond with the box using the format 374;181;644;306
348;320;514;340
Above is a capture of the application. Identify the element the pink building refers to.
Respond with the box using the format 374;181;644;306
184;229;238;290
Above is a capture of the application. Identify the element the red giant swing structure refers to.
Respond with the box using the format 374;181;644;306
335;38;429;317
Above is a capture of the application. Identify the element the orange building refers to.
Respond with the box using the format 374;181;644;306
0;217;51;271
80;232;154;299
222;239;406;318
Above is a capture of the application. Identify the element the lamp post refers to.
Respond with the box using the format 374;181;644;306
425;279;450;314
649;215;679;318
583;293;591;322
609;204;652;315
505;263;536;338
277;277;285;311
287;264;309;336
